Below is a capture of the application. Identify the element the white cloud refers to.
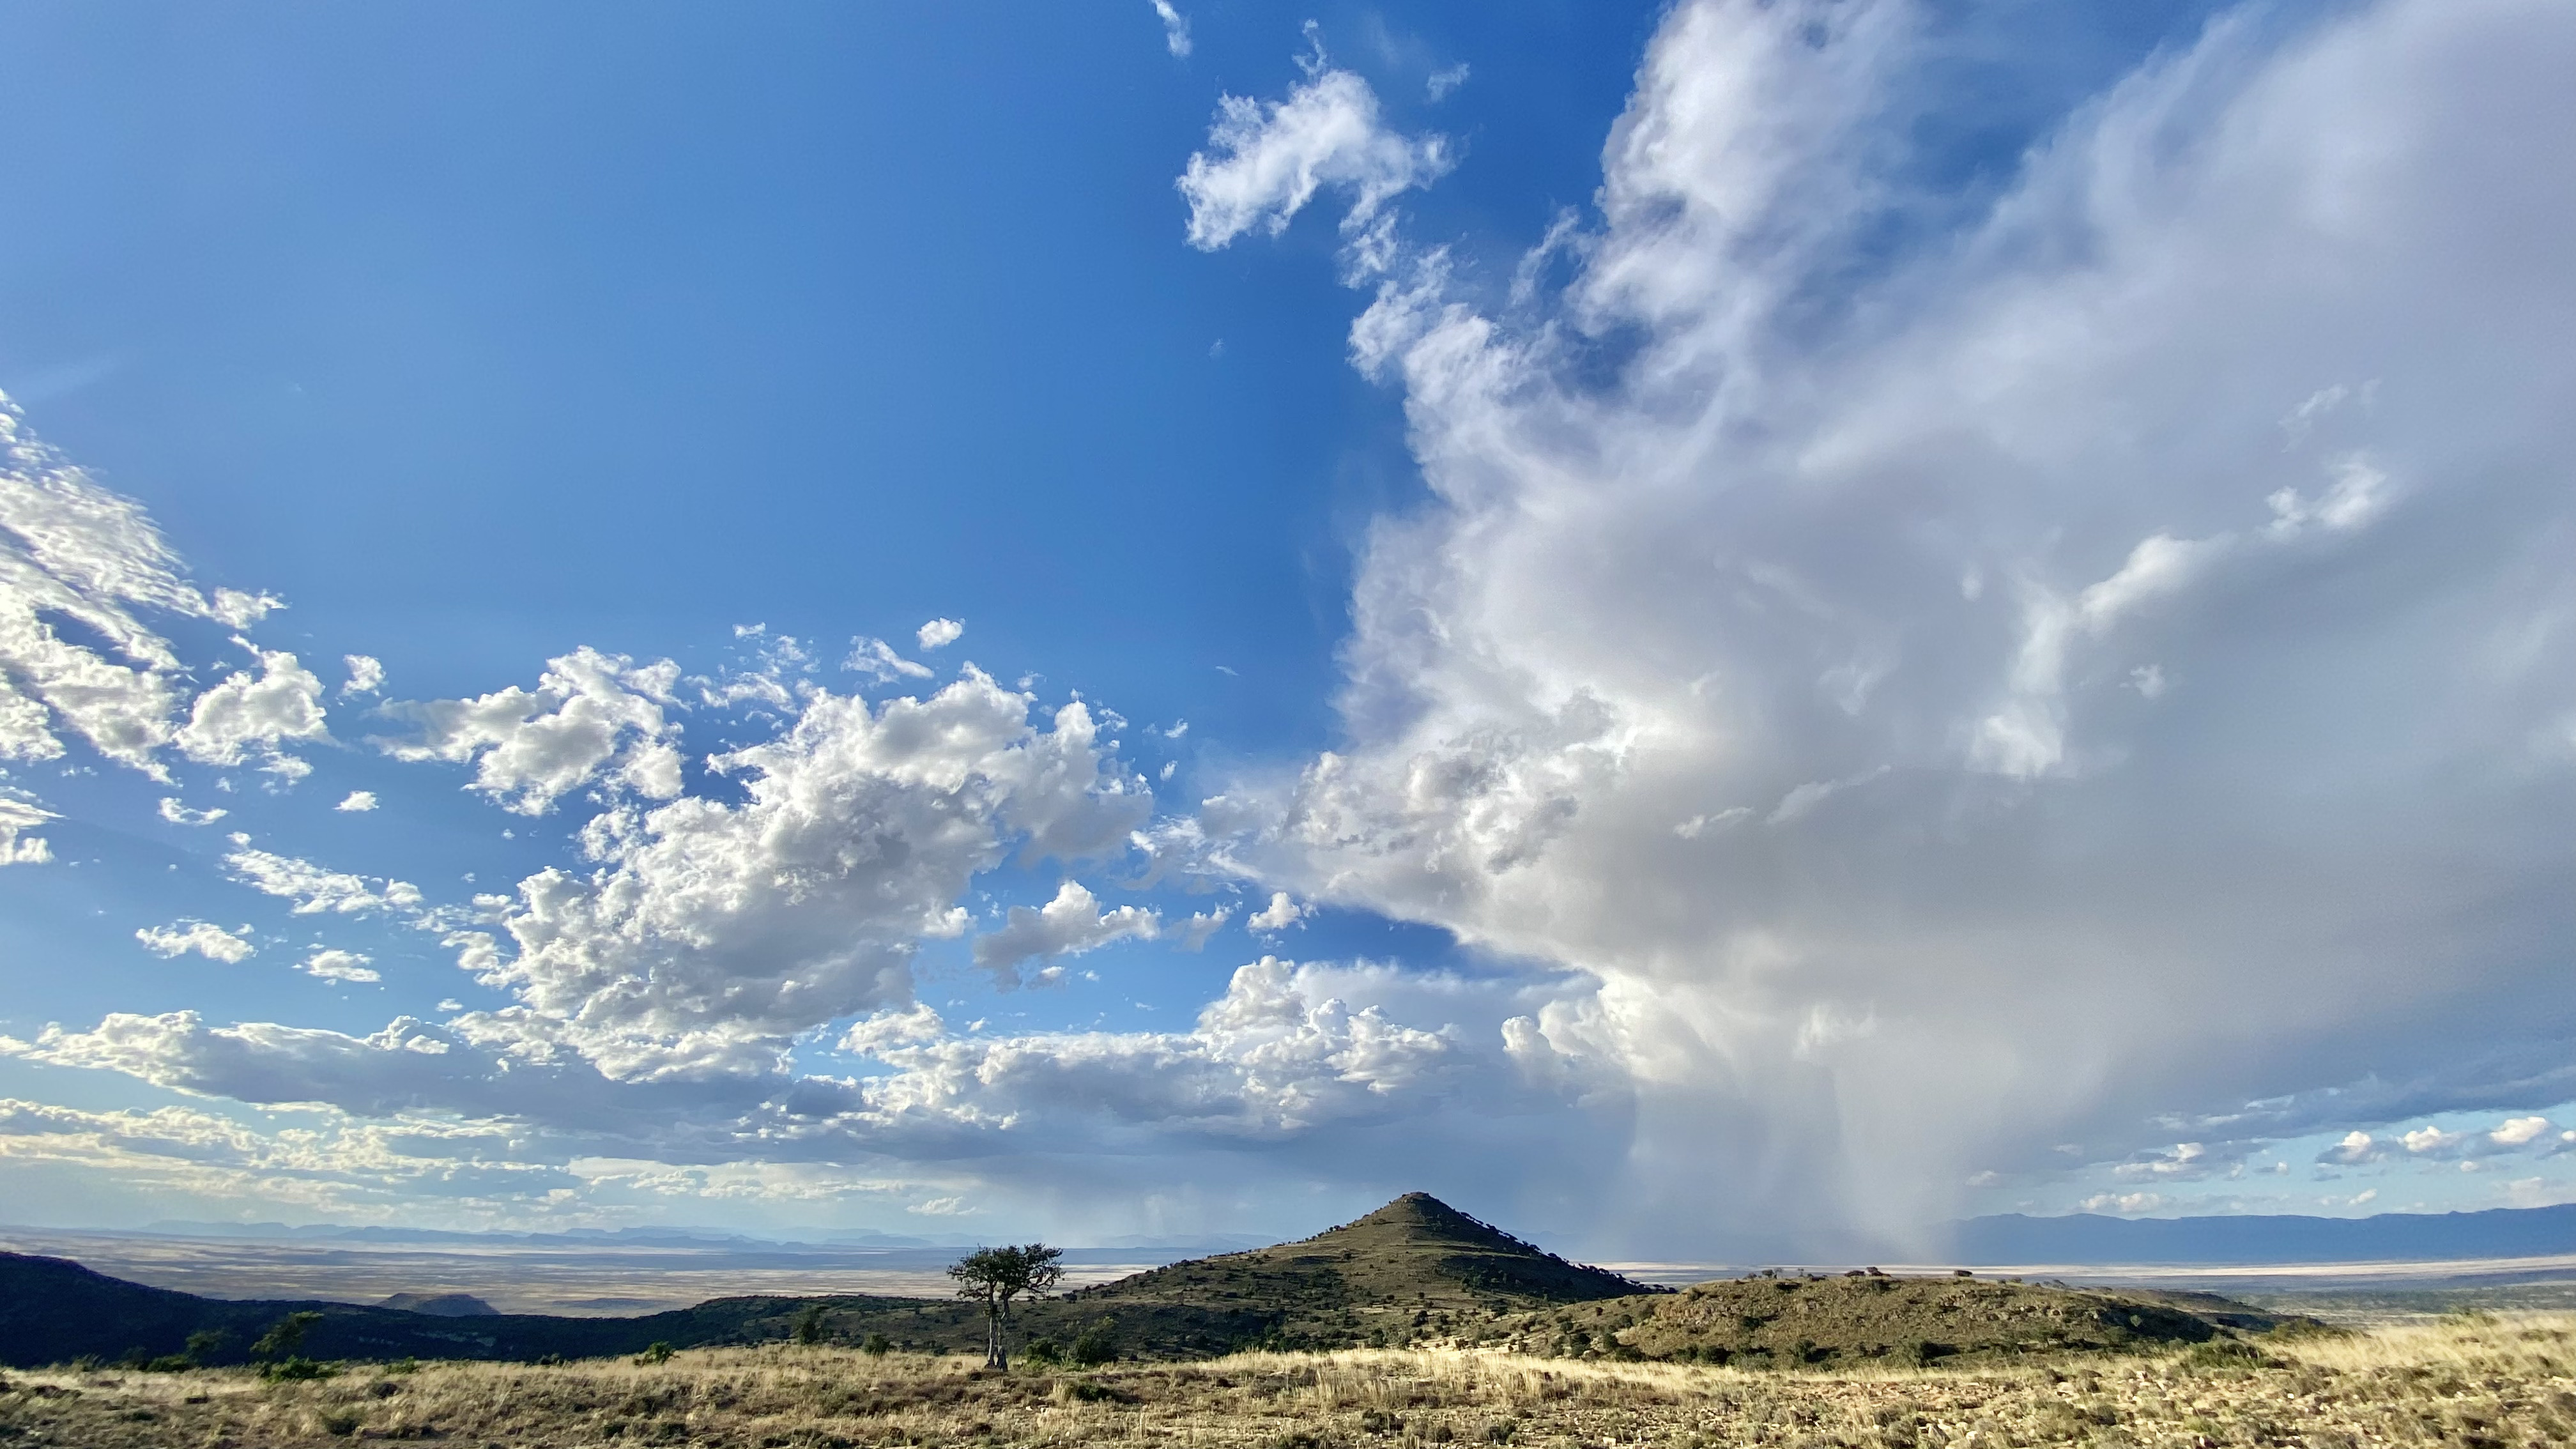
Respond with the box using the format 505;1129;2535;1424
374;647;684;815
0;795;55;865
845;958;1459;1137
1247;891;1308;933
1427;63;1470;102
1148;0;1191;59
2491;1116;2553;1146
1177;57;1451;264
1174;907;1231;951
1186;0;2576;1249
0;1096;570;1220
224;838;422;916
916;618;964;651
173;641;330;774
157;797;227;826
2078;1192;2165;1215
335;790;378;813
300;949;379;983
970;880;1161;985
341;654;385;698
456;670;1150;1080
0;394;280;776
2403;1124;2470;1156
135;921;254;963
843;636;933;682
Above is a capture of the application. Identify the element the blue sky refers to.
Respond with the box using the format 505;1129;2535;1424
0;0;2570;1257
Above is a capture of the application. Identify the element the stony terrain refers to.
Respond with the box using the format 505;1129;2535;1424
3;1313;2570;1448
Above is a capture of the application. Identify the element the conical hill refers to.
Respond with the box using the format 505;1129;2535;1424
1061;1193;1652;1348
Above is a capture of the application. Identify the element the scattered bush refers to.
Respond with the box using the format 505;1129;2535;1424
634;1342;676;1366
250;1312;323;1363
1069;1323;1117;1367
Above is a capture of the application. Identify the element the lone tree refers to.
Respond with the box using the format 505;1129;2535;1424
947;1243;1063;1369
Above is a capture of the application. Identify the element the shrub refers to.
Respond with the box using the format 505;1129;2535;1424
1022;1337;1062;1365
634;1342;676;1366
262;1357;337;1382
1069;1324;1117;1367
860;1332;893;1356
252;1312;324;1363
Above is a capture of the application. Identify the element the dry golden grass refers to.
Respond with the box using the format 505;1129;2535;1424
4;1314;2572;1447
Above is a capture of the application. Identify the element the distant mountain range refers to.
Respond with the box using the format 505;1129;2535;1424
1953;1204;2576;1264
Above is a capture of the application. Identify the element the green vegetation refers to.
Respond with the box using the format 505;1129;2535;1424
949;1243;1066;1368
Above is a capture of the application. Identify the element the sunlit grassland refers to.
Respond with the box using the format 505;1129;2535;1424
4;1314;2571;1447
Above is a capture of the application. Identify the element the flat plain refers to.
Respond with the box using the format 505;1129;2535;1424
4;1313;2571;1448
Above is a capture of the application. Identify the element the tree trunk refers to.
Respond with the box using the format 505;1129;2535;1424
986;1305;1004;1369
992;1300;1011;1370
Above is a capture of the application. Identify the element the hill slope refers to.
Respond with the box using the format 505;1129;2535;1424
1475;1271;2312;1367
1043;1193;1652;1350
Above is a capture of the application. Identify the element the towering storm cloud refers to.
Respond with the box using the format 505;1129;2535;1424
1184;0;2576;1248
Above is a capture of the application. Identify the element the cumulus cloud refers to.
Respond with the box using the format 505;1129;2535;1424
916;618;964;651
0;394;282;776
1177;50;1451;266
971;880;1161;985
173;641;330;772
157;797;227;826
2491;1116;2554;1147
135;921;255;964
845;958;1457;1137
341;654;384;698
374;648;684;815
1148;0;1190;59
335;791;377;813
454;670;1151;1080
1186;0;2576;1250
1247;891;1307;933
300;949;379;983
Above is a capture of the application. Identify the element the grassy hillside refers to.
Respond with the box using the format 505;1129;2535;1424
8;1315;2572;1449
1038;1192;1653;1353
1471;1271;2310;1367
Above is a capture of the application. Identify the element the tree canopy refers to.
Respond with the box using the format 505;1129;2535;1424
949;1243;1064;1368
